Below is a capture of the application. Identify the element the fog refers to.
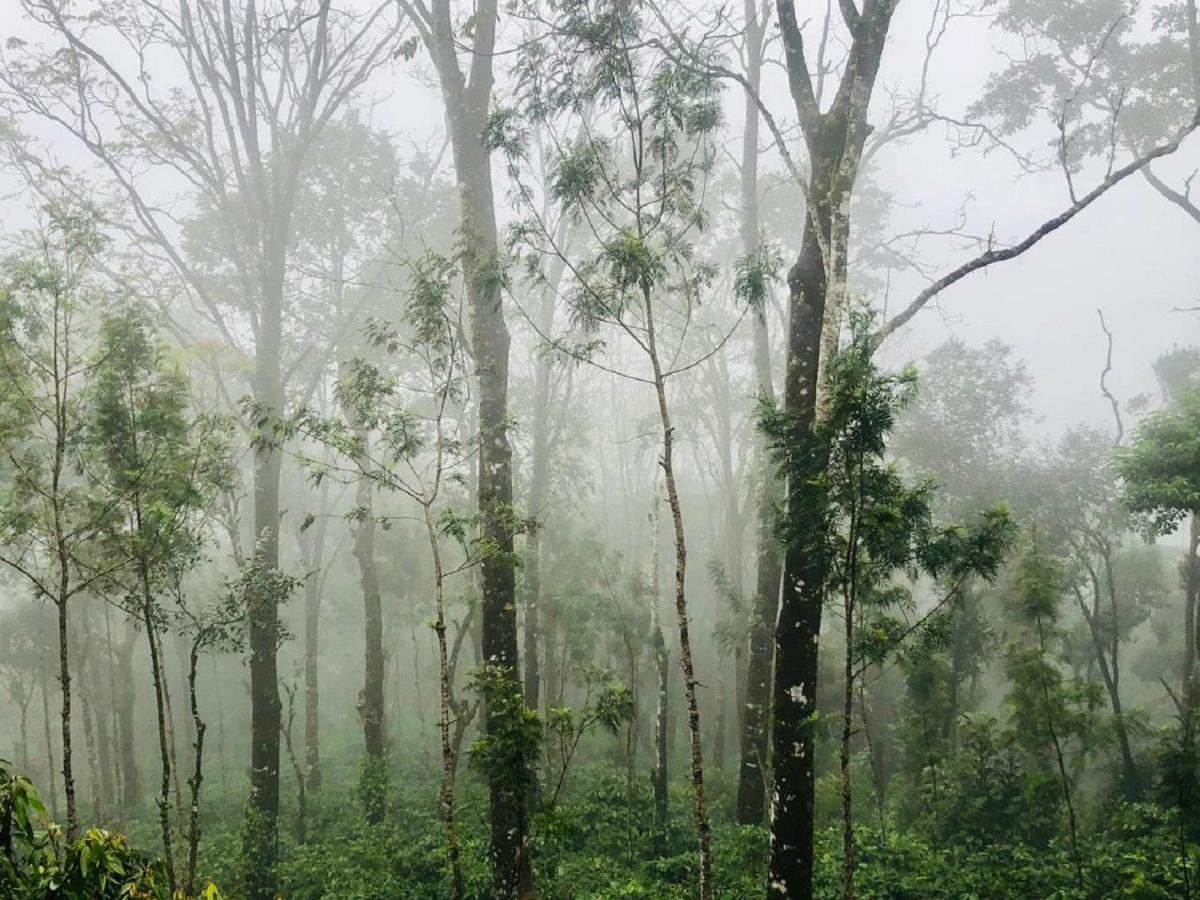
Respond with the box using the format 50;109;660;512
0;2;1197;899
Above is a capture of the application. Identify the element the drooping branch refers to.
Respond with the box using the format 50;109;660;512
873;107;1200;346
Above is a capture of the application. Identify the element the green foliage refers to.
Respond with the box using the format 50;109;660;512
1118;385;1200;533
0;760;181;899
468;665;543;799
355;754;391;827
237;802;276;900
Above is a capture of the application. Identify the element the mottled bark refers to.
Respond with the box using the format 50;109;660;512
416;1;531;894
769;5;896;896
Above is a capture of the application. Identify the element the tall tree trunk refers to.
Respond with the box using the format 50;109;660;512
352;429;388;821
40;664;59;820
142;567;177;895
426;503;467;899
522;284;556;714
423;1;531;892
55;597;75;838
91;640;115;819
1186;512;1200;704
768;156;835;900
16;687;31;774
650;489;670;847
115;617;140;812
299;481;330;794
769;5;895;894
736;0;782;826
78;644;102;822
185;638;207;900
246;253;285;900
645;282;714;900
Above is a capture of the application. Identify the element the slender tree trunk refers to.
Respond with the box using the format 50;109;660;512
185;638;207;899
523;284;556;714
142;569;177;895
91;645;114;819
1036;618;1084;887
55;597;75;838
16;688;31;774
1186;513;1200;705
158;638;185;832
352;429;388;817
650;489;670;848
645;281;714;900
840;591;857;900
40;665;59;820
78;646;102;822
116;617;140;812
426;503;467;899
298;496;328;794
735;0;782;826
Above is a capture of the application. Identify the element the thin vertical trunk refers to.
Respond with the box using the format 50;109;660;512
426;503;467;899
16;688;31;774
523;283;556;713
92;642;114;819
185;638;207;899
40;665;59;820
1036;618;1084;887
645;281;713;900
1186;513;1200;705
142;570;177;895
650;489;670;847
352;429;387;801
55;597;75;837
246;262;285;900
78;646;102;822
115;618;140;812
735;0;782;826
299;481;330;794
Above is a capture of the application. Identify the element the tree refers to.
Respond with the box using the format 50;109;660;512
281;253;482;897
2;5;399;891
398;2;533;893
0;205;133;838
762;314;1015;898
685;3;1200;893
1119;383;1200;707
500;3;731;892
84;310;230;893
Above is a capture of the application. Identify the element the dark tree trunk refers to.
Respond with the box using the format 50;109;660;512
735;0;782;825
55;597;75;838
141;576;177;894
185;638;207;899
246;262;285;900
297;491;329;794
1184;513;1200;712
353;431;388;805
768;160;835;900
768;5;896;896
420;1;531;894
